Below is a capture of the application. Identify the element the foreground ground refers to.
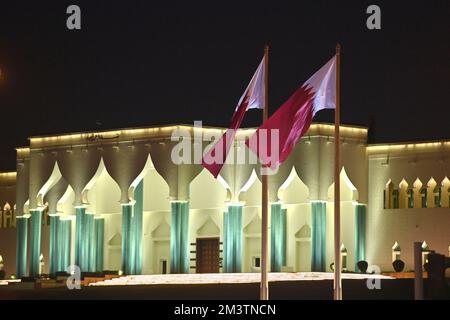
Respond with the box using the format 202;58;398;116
0;279;433;300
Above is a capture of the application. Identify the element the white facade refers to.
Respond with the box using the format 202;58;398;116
0;123;448;277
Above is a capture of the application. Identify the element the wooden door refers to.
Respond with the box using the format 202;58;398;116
196;237;220;273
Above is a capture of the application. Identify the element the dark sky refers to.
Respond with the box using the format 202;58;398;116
0;0;449;170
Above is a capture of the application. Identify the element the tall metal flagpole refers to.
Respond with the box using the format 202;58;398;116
333;43;342;300
260;44;269;300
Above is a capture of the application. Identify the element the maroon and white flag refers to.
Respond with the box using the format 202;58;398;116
246;55;336;171
202;57;265;177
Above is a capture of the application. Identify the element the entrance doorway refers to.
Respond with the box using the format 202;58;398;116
196;237;220;273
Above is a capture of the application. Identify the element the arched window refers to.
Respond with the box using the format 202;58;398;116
420;185;427;208
426;178;437;208
398;179;409;209
340;243;348;272
421;241;430;268
441;177;450;208
384;180;394;209
412;178;423;208
392;242;401;262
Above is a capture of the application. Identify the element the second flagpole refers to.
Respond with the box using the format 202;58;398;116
333;43;342;300
260;44;269;300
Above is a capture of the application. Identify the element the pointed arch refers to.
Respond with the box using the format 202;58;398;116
295;224;311;239
57;185;75;217
426;177;438;208
239;171;261;206
196;217;220;237
151;220;170;239
398;178;409;209
278;167;310;204
82;158;121;214
36;162;63;208
441;177;450;207
190;168;228;210
327;167;358;202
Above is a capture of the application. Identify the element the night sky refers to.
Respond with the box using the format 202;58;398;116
0;1;448;170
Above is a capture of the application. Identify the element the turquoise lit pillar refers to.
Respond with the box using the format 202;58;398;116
223;204;243;273
75;206;95;272
57;218;72;272
170;201;189;274
132;180;143;274
16;216;29;278
121;180;144;275
121;203;132;274
86;212;95;272
354;204;366;270
49;215;60;274
311;201;326;272
270;203;286;272
95;217;104;272
29;209;43;277
75;206;86;270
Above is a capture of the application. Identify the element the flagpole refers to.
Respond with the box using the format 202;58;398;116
333;43;342;300
260;44;269;300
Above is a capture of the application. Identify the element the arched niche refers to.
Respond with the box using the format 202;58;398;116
239;170;261;207
29;150;58;209
106;233;122;271
135;154;170;213
384;179;394;209
43;175;69;215
190;169;227;210
327;167;359;202
83;158;121;215
243;213;261;273
412;178;423;208
392;241;401;262
441;177;450;207
196;217;220;238
151;220;170;239
149;220;170;274
278;167;310;204
426;177;438;208
244;213;261;235
295;224;312;272
398;179;409;209
57;185;76;217
295;224;311;239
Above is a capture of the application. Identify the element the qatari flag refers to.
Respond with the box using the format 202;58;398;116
202;57;265;178
246;55;336;171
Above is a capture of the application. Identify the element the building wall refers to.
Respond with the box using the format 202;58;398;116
367;143;450;271
4;124;450;277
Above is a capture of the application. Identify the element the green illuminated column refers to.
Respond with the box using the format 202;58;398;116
354;204;366;270
132;180;143;274
75;206;86;270
95;217;105;272
86;212;95;272
223;204;243;273
49;215;60;274
29;209;43;277
57;218;72;272
121;180;144;275
270;203;286;272
16;216;29;278
75;206;95;272
121;203;132;274
170;201;189;274
311;201;326;272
